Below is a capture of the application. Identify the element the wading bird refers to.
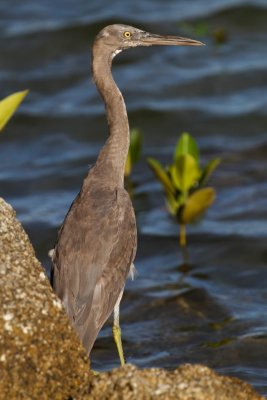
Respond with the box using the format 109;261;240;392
51;24;203;365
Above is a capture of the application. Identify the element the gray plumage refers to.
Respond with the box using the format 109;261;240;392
51;24;202;359
52;185;136;353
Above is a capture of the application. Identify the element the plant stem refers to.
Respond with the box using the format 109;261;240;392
179;224;187;247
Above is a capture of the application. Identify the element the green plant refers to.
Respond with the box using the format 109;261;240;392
178;21;228;45
0;90;28;132
125;128;142;177
147;132;220;247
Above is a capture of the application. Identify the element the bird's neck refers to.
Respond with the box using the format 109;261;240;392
91;43;129;188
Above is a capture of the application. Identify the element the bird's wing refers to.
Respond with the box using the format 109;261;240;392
52;185;136;351
77;188;137;352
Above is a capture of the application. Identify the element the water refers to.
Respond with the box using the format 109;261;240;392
1;0;267;394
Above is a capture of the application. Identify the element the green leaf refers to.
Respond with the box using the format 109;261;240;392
177;22;209;38
125;152;132;177
129;128;142;165
193;22;209;37
165;191;179;216
180;187;216;224
199;158;221;186
174;132;199;164
171;154;200;192
125;128;142;177
147;157;175;195
0;90;28;132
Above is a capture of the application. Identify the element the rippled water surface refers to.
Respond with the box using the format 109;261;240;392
1;0;267;394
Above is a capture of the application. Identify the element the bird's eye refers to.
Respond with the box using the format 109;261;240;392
123;31;132;39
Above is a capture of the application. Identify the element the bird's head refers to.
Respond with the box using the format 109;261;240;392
95;24;204;57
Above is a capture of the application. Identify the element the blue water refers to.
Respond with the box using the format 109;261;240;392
1;0;267;394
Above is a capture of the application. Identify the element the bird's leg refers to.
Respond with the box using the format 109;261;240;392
112;289;125;366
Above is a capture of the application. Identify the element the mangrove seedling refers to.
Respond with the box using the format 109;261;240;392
125;128;142;178
147;132;220;247
0;90;28;132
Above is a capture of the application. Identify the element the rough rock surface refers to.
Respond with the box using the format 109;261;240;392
0;198;92;400
87;364;264;400
0;197;264;400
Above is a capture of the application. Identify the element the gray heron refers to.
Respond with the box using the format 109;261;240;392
51;24;203;365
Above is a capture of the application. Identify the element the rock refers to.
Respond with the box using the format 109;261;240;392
0;197;264;400
87;363;264;400
0;198;92;400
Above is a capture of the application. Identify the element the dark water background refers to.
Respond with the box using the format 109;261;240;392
1;0;267;394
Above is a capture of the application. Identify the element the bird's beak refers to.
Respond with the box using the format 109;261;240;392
141;32;204;47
